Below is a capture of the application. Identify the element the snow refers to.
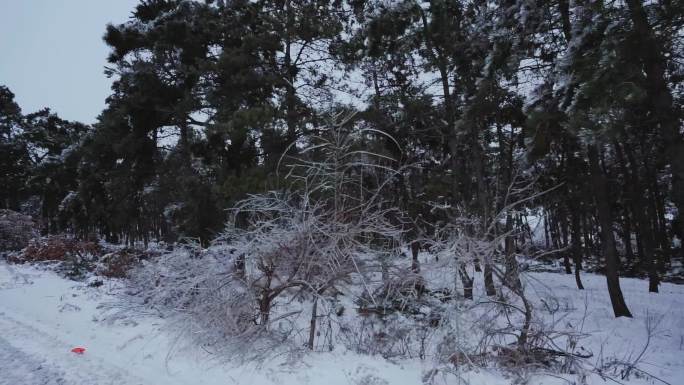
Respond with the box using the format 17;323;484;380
523;272;684;383
1;259;683;385
0;261;428;385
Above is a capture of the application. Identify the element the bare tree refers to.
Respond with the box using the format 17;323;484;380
220;112;406;349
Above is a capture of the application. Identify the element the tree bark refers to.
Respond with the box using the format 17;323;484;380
619;140;659;292
483;263;496;296
411;241;421;273
458;262;473;300
570;206;585;290
307;297;318;350
582;213;594;261
504;214;522;289
559;206;572;274
587;144;632;317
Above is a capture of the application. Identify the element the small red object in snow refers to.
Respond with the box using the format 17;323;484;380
71;347;86;354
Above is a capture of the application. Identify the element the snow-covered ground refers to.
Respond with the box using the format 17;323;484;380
1;259;682;385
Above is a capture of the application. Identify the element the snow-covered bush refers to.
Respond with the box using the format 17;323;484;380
124;115;406;358
413;171;596;375
356;268;429;316
339;311;437;359
125;244;264;357
96;247;160;278
0;209;38;252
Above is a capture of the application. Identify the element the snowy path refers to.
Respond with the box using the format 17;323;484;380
0;331;67;385
0;262;205;385
0;263;149;385
0;310;146;385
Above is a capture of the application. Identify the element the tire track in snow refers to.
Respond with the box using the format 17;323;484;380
0;310;148;385
0;333;66;385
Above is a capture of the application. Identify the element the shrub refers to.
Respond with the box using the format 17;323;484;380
98;248;160;278
125;245;264;359
121;117;406;358
11;236;101;279
0;209;38;252
21;236;100;262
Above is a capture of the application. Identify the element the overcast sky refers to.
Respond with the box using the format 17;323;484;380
0;0;139;124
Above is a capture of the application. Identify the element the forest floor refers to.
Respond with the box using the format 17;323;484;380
1;258;683;385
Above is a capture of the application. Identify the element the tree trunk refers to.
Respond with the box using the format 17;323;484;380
411;241;421;273
504;214;521;289
558;0;572;42
618;139;659;292
559;207;572;274
570;208;585;290
587;144;632;317
307;297;318;350
621;211;635;264
483;263;496;296
544;211;551;249
582;213;594;261
567;151;585;290
235;254;246;280
458;262;473;300
259;293;271;325
651;180;671;259
259;271;274;326
283;0;298;146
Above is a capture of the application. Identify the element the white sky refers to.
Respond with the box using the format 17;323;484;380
0;0;139;124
